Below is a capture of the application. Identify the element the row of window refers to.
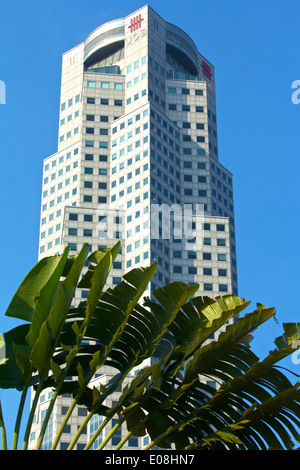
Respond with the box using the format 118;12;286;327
167;87;204;96
169;250;227;262
44;148;78;173
60;94;80;111
44;165;78;185
42;188;77;211
122;56;147;75
60;109;79;126
174;264;228;277
87;80;123;90
112;160;148;175
183;188;207;197
172;239;226;255
211;161;232;185
127;71;147;88
43;174;78;197
150;108;178;135
168;104;204;113
59;127;79;142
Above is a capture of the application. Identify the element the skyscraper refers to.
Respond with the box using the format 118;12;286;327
30;5;238;450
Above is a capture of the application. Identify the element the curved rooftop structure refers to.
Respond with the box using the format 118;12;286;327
83;8;202;77
84;18;125;67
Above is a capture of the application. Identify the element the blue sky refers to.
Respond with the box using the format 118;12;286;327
0;0;300;447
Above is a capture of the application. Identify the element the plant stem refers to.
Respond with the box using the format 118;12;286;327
67;409;93;450
97;417;125;450
21;378;45;450
11;386;28;450
84;414;112;450
114;430;133;450
35;388;59;450
0;401;7;450
50;396;78;450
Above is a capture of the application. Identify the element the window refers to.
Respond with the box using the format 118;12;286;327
169;104;177;110
114;83;123;90
101;82;109;89
217;224;225;231
184;188;193;196
101;98;109;105
87;97;95;104
184;175;192;182
68;228;77;236
78;407;88;417
218;269;227;277
196;106;204;112
203;268;212;276
195;89;203;95
173;266;182;273
217;239;226;246
111;419;121;445
168;87;176;94
218;254;227;261
182;88;190;94
68;243;77;251
87;81;95;87
188;267;197;275
128;436;139;447
113;261;122;269
114;99;122;106
204;283;213;291
83;229;92;237
219;284;228;292
203;252;211;260
69;213;78;221
84;214;93;222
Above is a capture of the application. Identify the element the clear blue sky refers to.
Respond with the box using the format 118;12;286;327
0;0;300;447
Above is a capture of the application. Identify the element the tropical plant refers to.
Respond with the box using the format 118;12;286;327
0;242;300;451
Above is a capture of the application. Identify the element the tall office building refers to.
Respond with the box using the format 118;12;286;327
30;5;238;449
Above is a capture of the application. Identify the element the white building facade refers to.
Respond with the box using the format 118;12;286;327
30;5;238;450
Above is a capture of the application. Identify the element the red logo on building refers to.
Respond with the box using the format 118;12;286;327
128;14;144;33
201;60;212;80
